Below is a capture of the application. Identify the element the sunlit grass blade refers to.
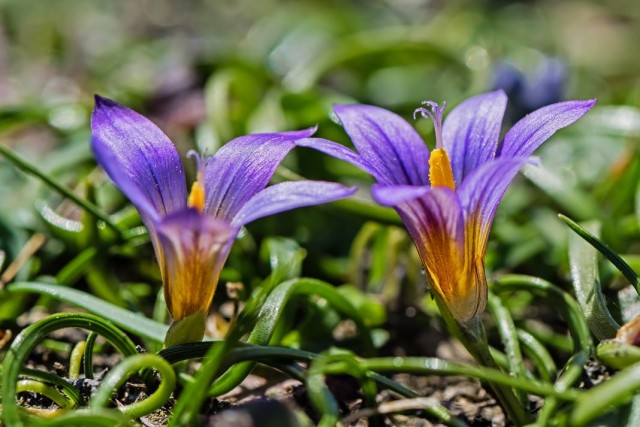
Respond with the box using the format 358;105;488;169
560;214;640;294
567;219;620;340
7;281;167;342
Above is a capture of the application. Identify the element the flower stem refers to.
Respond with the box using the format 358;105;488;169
436;299;531;426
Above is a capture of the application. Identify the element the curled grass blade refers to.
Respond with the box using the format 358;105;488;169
90;353;176;419
209;277;375;396
1;313;138;426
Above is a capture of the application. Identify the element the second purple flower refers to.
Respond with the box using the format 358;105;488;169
299;90;596;323
91;96;355;343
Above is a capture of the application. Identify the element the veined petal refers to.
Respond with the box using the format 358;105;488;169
296;137;375;175
458;157;529;251
442;90;507;184
371;184;429;207
395;187;465;253
231;181;356;227
156;208;236;321
204;129;315;220
392;188;483;321
91;95;187;221
334;104;430;186
498;98;597;159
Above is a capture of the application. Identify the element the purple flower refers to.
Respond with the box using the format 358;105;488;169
299;90;596;323
91;96;355;325
491;58;568;124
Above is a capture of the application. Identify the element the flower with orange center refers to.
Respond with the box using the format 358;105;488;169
299;91;596;323
91;96;355;343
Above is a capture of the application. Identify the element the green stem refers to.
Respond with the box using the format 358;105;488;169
434;297;531;426
167;339;235;426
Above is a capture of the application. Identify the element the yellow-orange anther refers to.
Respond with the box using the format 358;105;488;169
429;148;455;190
187;181;206;213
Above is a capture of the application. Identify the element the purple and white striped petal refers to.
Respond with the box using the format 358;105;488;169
156;208;236;320
442;90;507;184
231;181;356;227
203;129;315;221
333;104;430;186
91;96;187;222
497;98;597;159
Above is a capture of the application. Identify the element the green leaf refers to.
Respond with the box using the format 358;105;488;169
567;220;620;340
561;214;640;295
6;281;167;342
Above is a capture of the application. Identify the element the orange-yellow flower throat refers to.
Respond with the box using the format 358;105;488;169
429;148;455;190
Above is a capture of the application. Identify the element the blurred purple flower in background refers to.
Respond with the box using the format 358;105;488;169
491;58;567;124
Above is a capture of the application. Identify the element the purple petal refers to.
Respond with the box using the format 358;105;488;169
91;96;187;221
204;129;315;220
458;157;529;250
156;208;236;320
442;90;507;184
404;188;465;250
296;137;375;175
231;181;356;227
498;98;597;159
371;184;429;207
334;104;430;186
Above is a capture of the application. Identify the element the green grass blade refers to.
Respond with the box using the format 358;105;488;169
567;220;620;340
7;281;167;342
561;214;640;295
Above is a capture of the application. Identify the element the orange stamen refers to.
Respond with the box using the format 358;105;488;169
187;181;205;213
429;148;455;190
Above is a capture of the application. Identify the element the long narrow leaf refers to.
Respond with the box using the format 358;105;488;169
560;214;640;295
567;220;620;340
7;281;167;342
